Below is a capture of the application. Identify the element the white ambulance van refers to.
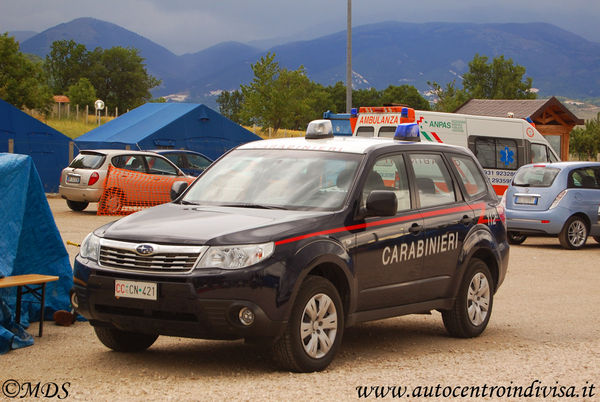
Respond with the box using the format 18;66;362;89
352;106;560;195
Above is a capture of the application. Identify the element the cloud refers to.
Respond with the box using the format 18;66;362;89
1;0;598;54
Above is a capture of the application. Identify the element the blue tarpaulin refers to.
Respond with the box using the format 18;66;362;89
0;98;73;193
0;153;72;353
75;103;262;160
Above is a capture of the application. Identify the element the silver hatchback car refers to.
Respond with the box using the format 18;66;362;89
504;162;600;249
59;149;189;211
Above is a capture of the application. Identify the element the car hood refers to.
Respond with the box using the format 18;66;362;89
98;202;334;245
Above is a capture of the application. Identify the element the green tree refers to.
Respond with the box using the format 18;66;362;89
380;85;431;110
462;54;536;100
569;113;600;160
427;80;470;112
324;81;347;113
352;88;381;108
45;40;90;94
67;77;96;108
0;33;52;111
217;89;245;123
87;46;160;112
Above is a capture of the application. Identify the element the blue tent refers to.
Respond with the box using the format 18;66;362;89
75;103;262;160
0;154;72;353
0;98;73;193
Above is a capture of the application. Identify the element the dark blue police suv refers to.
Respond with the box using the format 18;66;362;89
73;120;509;372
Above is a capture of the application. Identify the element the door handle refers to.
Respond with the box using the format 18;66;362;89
459;215;473;225
408;223;424;233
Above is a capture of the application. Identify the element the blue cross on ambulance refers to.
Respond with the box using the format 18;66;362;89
73;119;509;372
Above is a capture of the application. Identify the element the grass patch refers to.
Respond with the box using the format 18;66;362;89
37;116;114;139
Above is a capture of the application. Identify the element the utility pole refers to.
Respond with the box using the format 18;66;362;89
346;0;352;113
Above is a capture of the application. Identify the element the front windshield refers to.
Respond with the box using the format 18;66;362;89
182;149;363;210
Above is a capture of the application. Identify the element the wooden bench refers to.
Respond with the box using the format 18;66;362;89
0;274;59;337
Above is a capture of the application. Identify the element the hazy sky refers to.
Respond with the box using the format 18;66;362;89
1;0;599;54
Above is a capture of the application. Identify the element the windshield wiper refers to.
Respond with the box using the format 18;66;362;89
220;203;288;210
513;183;530;187
180;200;200;205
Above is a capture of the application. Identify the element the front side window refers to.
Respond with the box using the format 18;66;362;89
450;155;488;198
182;149;362;211
187;153;212;170
144;156;178;176
362;154;410;212
409;154;456;208
475;138;518;170
531;143;550;163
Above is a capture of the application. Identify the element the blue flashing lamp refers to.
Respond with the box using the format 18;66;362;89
351;108;358;117
394;123;421;142
526;117;534;124
401;107;408;118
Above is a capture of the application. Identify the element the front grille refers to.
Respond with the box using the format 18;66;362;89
98;239;207;274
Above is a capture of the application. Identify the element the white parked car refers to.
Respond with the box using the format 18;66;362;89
59;149;191;212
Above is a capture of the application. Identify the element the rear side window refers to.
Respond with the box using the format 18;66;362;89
475;138;518;170
450;155;488;198
69;153;105;169
409;154;456;208
569;167;600;189
513;166;560;187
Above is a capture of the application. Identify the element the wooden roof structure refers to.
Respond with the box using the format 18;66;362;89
455;97;583;160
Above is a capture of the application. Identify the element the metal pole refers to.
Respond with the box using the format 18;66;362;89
346;0;352;113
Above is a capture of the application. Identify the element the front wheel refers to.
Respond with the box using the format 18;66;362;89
272;276;344;372
442;258;494;338
507;231;527;245
94;327;158;352
559;216;588;249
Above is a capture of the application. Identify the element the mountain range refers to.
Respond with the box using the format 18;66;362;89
13;17;600;107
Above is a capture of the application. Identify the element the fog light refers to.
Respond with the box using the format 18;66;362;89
238;307;255;326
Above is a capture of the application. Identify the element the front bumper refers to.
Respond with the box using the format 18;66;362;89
74;256;287;340
59;185;103;202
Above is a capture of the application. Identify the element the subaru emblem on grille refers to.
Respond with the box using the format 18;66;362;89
136;244;154;255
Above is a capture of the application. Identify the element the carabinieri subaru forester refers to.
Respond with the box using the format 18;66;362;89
73;120;509;372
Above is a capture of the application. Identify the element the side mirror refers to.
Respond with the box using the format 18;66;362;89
366;190;397;217
170;181;189;201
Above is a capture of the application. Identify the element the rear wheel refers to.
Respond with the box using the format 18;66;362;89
94;327;158;352
100;188;124;214
507;231;527;245
443;258;494;338
66;200;89;211
272;276;343;372
559;216;588;249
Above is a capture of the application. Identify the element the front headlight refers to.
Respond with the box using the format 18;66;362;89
196;242;274;269
80;233;101;262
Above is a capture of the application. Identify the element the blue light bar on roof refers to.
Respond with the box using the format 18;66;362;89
394;123;421;142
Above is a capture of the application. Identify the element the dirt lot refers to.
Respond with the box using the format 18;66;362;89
3;198;599;401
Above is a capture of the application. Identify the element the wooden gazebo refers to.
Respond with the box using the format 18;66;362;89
455;97;583;160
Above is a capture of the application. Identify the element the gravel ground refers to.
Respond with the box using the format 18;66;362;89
2;198;599;401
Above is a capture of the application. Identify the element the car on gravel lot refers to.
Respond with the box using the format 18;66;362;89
72;120;509;372
151;149;213;176
504;161;600;249
59;150;190;211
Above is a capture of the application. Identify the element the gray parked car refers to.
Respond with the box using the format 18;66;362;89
503;162;600;249
59;150;190;211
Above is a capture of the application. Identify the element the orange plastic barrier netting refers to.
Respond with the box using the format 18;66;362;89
97;165;195;215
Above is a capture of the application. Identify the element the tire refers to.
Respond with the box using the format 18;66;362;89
558;216;588;250
594;236;600;244
94;327;158;352
66;199;89;211
442;258;494;338
272;276;344;372
101;188;124;214
507;231;527;245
